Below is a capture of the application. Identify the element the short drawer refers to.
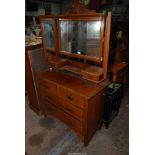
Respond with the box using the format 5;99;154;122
38;78;57;95
43;102;83;134
40;90;58;105
57;86;86;109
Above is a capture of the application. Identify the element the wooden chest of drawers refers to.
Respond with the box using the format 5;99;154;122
37;70;110;146
110;62;128;83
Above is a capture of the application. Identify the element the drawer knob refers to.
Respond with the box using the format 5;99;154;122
67;95;73;101
44;85;48;89
69;121;73;126
67;108;72;113
47;106;52;112
46;96;51;101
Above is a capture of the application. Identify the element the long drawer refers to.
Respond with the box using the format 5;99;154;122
57;98;83;121
40;90;83;121
42;101;83;135
57;86;86;109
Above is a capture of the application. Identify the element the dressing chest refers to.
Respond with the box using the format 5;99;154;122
37;70;110;146
37;1;112;146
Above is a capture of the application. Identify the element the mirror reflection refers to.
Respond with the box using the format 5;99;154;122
43;20;55;50
60;20;101;58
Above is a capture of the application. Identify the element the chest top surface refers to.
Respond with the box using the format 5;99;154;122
37;70;110;98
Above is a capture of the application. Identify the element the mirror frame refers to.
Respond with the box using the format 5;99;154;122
57;14;105;63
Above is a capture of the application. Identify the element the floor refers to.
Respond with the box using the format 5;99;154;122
25;91;129;155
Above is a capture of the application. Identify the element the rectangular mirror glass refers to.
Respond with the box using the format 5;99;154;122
43;20;55;51
60;20;101;59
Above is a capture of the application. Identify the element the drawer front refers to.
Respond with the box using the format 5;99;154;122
43;102;83;134
40;90;58;105
38;79;57;95
39;87;83;121
57;86;86;109
40;93;83;121
57;98;83;121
